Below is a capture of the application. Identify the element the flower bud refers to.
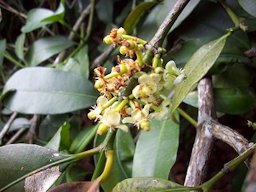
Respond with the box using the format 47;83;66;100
88;111;96;120
140;120;150;131
103;35;113;44
117;27;126;36
94;79;103;89
118;63;128;74
119;46;127;55
97;123;109;135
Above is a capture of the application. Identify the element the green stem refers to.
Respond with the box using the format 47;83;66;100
84;0;95;41
177;107;197;128
0;131;114;192
2;52;24;68
200;144;256;191
219;0;240;27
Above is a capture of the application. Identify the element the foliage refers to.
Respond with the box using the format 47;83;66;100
0;0;256;192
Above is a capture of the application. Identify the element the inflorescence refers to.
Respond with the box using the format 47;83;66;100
88;28;185;135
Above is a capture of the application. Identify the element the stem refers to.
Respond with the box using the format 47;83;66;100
0;112;18;145
2;52;24;68
84;0;95;41
177;107;197;128
200;144;256;191
219;0;240;27
0;131;114;192
148;0;190;48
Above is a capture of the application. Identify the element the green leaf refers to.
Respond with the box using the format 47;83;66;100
238;0;256;17
42;0;65;23
3;67;98;114
172;33;229;110
26;36;74;66
123;1;159;34
113;177;182;192
73;45;89;79
96;0;113;24
132;116;179;179
0;144;69;191
115;129;135;178
45;122;71;151
0;39;6;66
21;1;65;33
15;33;26;61
69;125;98;153
183;88;256;114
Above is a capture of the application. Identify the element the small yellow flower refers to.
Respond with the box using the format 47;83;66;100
88;96;108;120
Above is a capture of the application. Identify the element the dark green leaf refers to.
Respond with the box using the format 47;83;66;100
26;36;74;66
123;1;159;34
183;88;256;114
172;33;229;110
69;125;98;153
96;0;113;24
15;33;25;61
3;67;97;114
45;122;71;151
113;177;182;192
238;0;256;17
21;1;65;33
132;116;179;179
73;45;89;79
115;129;135;178
0;144;69;191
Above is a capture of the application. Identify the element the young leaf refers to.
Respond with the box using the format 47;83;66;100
171;33;230;110
26;36;74;66
15;33;26;61
3;67;98;114
21;0;65;33
113;177;183;192
45;122;71;151
0;144;69;191
132;115;179;179
123;1;159;34
0;39;6;65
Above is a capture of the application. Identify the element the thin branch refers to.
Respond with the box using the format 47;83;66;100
210;120;250;154
90;46;114;70
148;0;190;48
0;1;27;19
184;78;216;186
0;112;18;145
26;115;41;144
6;127;27;144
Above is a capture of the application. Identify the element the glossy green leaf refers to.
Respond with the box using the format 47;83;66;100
0;39;6;65
132;116;179;179
123;1;159;34
0;144;69;192
21;1;65;33
46;122;71;151
26;36;74;66
69;125;98;153
3;67;97;114
15;33;25;61
113;177;182;192
172;33;229;110
183;88;256;114
115;129;135;178
238;0;256;17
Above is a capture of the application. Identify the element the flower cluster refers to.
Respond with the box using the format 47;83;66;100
88;28;185;135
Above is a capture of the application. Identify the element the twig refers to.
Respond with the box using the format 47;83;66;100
90;46;114;70
184;78;216;186
6;127;27;144
148;0;190;48
210;119;250;154
54;4;91;64
26;115;41;144
0;112;18;145
0;1;26;19
245;148;256;192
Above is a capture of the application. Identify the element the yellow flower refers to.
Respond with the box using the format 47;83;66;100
88;96;108;120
